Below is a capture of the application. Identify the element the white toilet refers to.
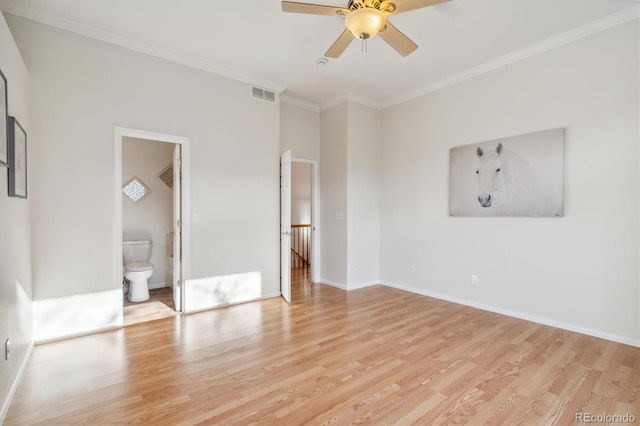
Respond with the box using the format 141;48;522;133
123;240;154;302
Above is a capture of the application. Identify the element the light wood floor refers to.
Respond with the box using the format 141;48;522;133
6;269;640;424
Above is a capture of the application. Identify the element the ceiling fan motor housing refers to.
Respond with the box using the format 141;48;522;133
345;7;386;39
347;0;394;12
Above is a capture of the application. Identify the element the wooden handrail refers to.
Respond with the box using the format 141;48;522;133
291;248;309;267
291;224;311;269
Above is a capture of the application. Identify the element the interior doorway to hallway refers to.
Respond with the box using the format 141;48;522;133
291;162;312;272
281;155;319;303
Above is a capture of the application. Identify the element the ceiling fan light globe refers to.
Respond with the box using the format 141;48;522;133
345;8;386;40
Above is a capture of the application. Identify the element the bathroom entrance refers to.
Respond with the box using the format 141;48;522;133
115;127;190;326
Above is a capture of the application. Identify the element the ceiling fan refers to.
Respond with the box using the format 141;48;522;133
282;0;451;58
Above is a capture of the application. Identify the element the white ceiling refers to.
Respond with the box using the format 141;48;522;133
1;0;638;109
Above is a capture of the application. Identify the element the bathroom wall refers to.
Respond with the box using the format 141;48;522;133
122;137;173;287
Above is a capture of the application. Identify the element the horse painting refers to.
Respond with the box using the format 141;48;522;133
449;128;564;217
475;143;504;208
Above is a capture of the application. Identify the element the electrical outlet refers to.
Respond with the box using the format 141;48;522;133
5;338;10;360
409;265;415;273
471;275;480;286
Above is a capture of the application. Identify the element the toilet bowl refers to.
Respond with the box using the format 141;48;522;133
125;263;153;302
123;239;154;303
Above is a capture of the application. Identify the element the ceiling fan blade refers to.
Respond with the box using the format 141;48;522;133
282;1;350;17
325;29;354;58
379;21;418;57
390;0;451;15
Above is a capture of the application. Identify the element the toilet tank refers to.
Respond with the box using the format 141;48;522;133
123;240;152;264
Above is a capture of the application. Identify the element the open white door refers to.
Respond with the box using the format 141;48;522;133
173;144;182;311
280;150;292;303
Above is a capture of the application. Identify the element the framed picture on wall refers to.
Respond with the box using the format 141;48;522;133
0;69;7;167
8;116;27;198
449;128;565;217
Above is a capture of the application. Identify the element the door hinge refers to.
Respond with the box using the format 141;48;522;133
176;158;182;168
177;219;182;229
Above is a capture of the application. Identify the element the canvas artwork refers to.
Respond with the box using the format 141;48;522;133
449;128;565;217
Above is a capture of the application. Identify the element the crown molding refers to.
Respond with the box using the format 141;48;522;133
3;3;636;110
1;4;287;93
321;93;383;112
345;93;383;111
320;95;349;112
280;95;321;112
382;6;640;109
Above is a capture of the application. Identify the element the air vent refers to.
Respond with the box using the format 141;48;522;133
264;90;276;103
252;86;264;99
251;86;276;104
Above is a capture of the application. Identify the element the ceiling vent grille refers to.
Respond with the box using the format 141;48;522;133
251;86;276;103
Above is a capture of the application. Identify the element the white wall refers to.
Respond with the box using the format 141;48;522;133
281;102;320;280
122;137;173;287
319;101;382;289
280;102;320;160
0;11;32;423
291;162;311;224
7;15;280;342
347;103;381;288
380;21;639;344
320;103;348;286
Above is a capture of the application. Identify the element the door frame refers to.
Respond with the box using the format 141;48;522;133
291;157;320;283
114;127;191;314
280;150;292;303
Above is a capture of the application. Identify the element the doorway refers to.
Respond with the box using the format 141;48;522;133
281;154;319;302
115;127;190;325
291;162;312;286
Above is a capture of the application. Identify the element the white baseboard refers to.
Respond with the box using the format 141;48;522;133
148;282;165;290
319;279;347;290
348;281;380;291
381;281;640;348
35;325;122;345
0;342;34;424
261;292;283;301
319;280;379;291
184;292;283;314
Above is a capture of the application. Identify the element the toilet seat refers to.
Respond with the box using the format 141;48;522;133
125;262;153;272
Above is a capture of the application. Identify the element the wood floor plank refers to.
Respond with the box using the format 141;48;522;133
6;269;640;424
